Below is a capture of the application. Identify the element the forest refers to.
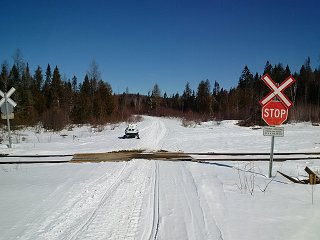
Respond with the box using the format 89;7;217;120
0;51;320;130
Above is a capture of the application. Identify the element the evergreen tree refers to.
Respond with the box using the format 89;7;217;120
263;61;273;75
21;63;32;89
93;80;114;121
238;66;253;90
0;61;9;90
9;64;20;89
43;64;52;109
151;83;161;111
51;66;62;108
60;80;73;121
172;92;182;110
162;92;168;108
71;75;78;92
212;81;220;114
182;82;193;112
196;79;212;114
237;66;254;120
71;75;92;123
284;65;291;78
45;64;52;85
213;81;220;96
272;63;285;83
16;63;35;124
34;66;43;91
32;66;45;116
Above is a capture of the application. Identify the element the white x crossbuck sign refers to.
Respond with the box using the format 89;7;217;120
0;87;17;108
259;74;296;108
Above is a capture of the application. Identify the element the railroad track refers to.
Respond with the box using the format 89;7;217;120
187;152;320;162
1;151;320;164
71;151;320;162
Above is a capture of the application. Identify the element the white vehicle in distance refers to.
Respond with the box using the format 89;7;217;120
124;124;140;139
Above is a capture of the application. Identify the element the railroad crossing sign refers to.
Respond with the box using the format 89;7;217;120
259;74;296;178
0;88;17;108
0;87;17;148
259;74;296;108
1;103;13;114
262;100;288;126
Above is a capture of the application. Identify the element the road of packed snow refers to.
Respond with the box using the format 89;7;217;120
0;116;320;239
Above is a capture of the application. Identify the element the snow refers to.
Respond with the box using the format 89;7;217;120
0;116;320;239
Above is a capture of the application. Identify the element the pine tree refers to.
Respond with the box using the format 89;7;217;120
212;81;220;114
71;75;78;92
237;66;254;121
0;61;9;90
9;64;20;89
51;66;62;108
34;66;43;91
263;61;273;75
238;66;253;90
182;82;192;112
45;64;52;85
272;63;285;84
60;80;73;122
32;66;45;116
213;81;220;96
16;63;35;124
94;80;114;121
71;75;92;123
43;64;52;109
284;65;291;78
151;84;161;112
196;79;212;114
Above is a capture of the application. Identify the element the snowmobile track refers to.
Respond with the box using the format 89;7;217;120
69;160;151;240
148;161;160;240
69;162;129;240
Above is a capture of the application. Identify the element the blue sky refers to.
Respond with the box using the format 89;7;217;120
0;0;319;95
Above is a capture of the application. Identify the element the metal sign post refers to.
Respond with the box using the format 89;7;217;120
4;93;12;148
263;127;284;178
269;135;275;178
259;74;295;178
263;126;284;178
0;88;17;148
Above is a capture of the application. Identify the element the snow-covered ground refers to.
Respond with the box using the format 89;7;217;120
0;116;320;239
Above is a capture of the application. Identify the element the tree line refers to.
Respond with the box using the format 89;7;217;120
122;57;320;126
0;52;319;130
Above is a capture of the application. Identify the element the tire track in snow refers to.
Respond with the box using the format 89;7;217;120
70;160;151;240
21;163;126;240
158;161;223;239
35;162;129;240
68;161;131;240
183;163;224;240
147;161;160;240
138;118;167;151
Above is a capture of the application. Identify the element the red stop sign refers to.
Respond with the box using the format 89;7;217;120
262;101;288;126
